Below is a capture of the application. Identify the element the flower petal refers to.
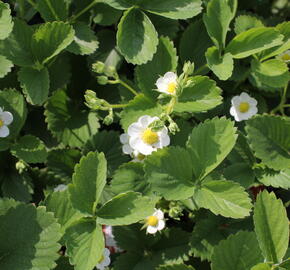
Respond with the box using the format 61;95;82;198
157;219;165;231
128;123;143;137
122;144;133;154
154;209;164;219
147;225;158;234
163;72;177;81
0;126;9;137
120;133;129;144
2;111;13;125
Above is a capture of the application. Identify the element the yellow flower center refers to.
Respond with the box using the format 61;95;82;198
147;216;158;226
142;128;159;145
282;53;290;61
239;102;250;113
167;82;177;94
137;153;146;161
0;119;3;128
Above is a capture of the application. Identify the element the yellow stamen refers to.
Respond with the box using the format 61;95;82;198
0;119;3;128
239;102;250;113
167;82;177;94
147;216;158;226
142;128;159;145
281;54;290;61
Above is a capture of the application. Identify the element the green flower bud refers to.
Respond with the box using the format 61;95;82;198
92;61;105;74
97;75;109;85
183;61;195;76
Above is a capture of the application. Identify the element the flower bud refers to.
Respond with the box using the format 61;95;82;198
92;61;105;74
97;76;109;85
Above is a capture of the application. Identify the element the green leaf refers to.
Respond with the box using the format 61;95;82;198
251;263;271;270
260;22;290;61
93;3;122;26
47;149;81;181
256;168;290;189
203;0;236;50
0;19;34;66
111;162;150;195
0;89;27;140
120;93;162;130
117;8;158;65
105;0;136;10
65;220;104;270
135;36;178;98
45;189;84;236
205;46;234;80
10;135;47;163
179;19;213;69
234;15;264;35
0;201;61;270
157;265;195;270
144;147;195;200
148;14;179;39
31;21;74;65
225;27;284;59
194;180;252;218
69;152;107;216
254;190;289;263
140;0;202;20
84;130;129;177
96;191;156;225
45;89;100;147
186;117;237;180
36;0;68;21
224;162;255;188
245;115;290;170
211;231;263;270
18;66;50;105
67;22;99;55
174;76;222;113
0;2;13;40
0;55;13;79
250;59;289;89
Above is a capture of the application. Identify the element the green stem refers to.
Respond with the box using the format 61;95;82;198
118;79;139;96
166;96;177;115
283;104;290;108
44;0;60;20
270;83;289;115
70;0;98;22
110;103;128;109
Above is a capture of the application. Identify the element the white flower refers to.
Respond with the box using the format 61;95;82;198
103;225;123;253
155;72;178;95
145;209;165;234
0;107;13;138
279;50;290;63
230;92;258;122
120;133;146;162
127;115;170;155
96;248;110;270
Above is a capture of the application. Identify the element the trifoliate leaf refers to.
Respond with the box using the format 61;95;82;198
179;19;213;69
84;130;129;177
117;8;158;65
135;36;178;98
234;15;264;35
194;180;252;218
111;162;150;195
18;66;50;105
211;231;263;270
245;115;290;170
0;2;13;40
36;0;68;21
69;152;107;216
0;55;13;79
0;19;34;66
250;59;289;89
225;27;284;59
47;149;81;181
174;76;222;113
256;168;290;189
64;220;104;270
0;89;27;140
120;94;162;130
45;189;84;236
0;201;61;270
31;21;74;65
254;191;289;263
144;147;195;200
96;191;156;226
205;46;234;80
45;89;100;148
10;135;47;163
203;0;236;50
186;117;237;180
140;0;202;20
66;22;99;55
